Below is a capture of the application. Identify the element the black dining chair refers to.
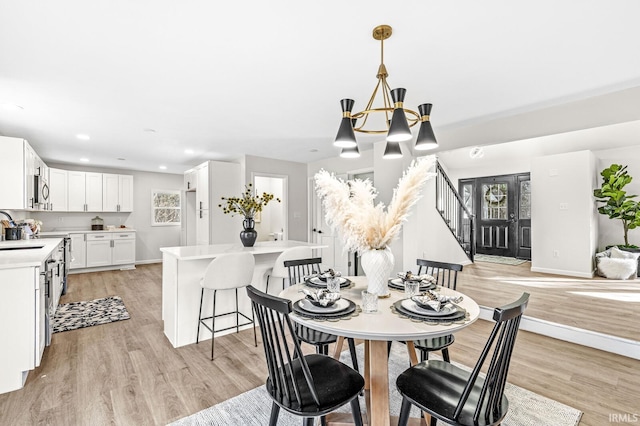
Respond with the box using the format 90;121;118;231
284;257;360;372
396;292;530;426
390;259;463;363
246;285;365;426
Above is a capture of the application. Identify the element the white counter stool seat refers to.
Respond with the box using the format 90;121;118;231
262;246;313;294
196;252;256;360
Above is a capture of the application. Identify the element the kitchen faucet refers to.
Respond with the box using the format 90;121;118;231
0;210;14;222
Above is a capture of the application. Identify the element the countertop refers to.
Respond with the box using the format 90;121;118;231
160;240;325;261
38;228;136;236
0;238;63;270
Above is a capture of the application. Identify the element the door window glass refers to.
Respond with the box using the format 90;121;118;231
519;180;531;219
482;183;508;220
462;183;473;218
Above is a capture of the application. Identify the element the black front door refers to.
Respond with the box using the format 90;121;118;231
459;173;531;259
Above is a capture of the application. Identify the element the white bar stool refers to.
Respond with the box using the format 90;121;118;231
196;252;256;360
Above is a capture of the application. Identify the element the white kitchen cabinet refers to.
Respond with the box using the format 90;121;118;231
48;168;68;212
68;171;103;211
112;232;136;265
86;233;112;267
69;233;86;269
196;209;210;246
103;174;134;212
184;168;197;191
196;163;209;210
0;136;37;210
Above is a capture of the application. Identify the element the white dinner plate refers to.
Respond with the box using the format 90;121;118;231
298;298;350;314
307;276;347;286
400;299;457;317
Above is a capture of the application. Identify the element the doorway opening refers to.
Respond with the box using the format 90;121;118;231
459;172;531;260
253;173;287;242
351;171;374;276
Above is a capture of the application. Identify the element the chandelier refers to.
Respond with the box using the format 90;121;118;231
334;25;438;159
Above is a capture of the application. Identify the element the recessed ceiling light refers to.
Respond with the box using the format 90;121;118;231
159;165;167;170
469;146;485;159
143;128;156;133
117;158;126;161
76;134;90;141
184;149;194;154
80;158;90;162
1;103;24;111
309;149;319;153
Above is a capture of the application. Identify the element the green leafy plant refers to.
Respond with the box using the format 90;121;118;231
219;183;280;219
593;164;640;247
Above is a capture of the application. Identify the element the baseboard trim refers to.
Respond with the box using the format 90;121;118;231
530;266;594;279
479;306;639;360
135;259;162;265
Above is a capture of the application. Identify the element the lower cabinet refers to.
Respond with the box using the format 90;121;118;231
69;233;86;269
71;231;136;270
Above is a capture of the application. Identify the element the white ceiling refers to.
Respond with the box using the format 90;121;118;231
1;0;640;174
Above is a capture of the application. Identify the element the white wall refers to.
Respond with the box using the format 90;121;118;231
244;155;308;242
32;163;183;263
530;150;598;278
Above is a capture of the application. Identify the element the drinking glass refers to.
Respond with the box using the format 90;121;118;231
404;281;420;298
327;277;341;293
361;290;378;313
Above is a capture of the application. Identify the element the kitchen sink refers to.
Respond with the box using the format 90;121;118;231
0;245;45;251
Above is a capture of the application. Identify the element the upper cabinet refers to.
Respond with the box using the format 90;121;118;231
68;171;103;212
103;174;133;212
184;168;197;191
48;168;68;212
0;136;41;210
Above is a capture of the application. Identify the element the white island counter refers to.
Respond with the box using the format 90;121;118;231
160;240;324;348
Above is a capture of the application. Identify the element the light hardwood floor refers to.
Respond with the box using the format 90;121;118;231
0;263;637;426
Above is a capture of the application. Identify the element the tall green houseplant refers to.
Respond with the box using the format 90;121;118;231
593;164;640;247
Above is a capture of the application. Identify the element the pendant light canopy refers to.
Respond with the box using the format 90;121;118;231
333;25;438;159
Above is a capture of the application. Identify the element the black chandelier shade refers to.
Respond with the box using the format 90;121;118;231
340;118;361;158
386;88;412;143
414;103;438;151
334;98;357;148
383;141;402;159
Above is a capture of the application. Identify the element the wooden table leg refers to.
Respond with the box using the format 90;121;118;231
368;340;390;426
333;336;345;359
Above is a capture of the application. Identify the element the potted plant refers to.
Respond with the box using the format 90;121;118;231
219;184;280;247
593;164;640;248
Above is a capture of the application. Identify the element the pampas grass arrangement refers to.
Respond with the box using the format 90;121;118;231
314;155;436;253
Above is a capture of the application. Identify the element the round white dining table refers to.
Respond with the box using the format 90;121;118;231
279;276;480;426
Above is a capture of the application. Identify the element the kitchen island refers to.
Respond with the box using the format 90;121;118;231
160;240;324;348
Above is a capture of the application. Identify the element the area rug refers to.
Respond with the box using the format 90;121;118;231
170;344;582;426
52;296;130;333
475;254;528;266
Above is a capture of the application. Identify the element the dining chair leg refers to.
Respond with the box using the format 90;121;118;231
398;397;412;426
196;288;204;344
211;290;217;360
265;275;271;294
268;402;280;426
251;302;257;347
347;338;359;372
442;348;450;362
420;349;429;363
350;397;364;426
303;417;314;426
320;415;327;426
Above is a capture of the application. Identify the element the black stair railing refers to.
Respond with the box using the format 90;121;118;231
435;161;475;261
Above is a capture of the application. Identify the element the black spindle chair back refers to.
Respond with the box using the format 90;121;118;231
417;258;463;290
284;257;322;285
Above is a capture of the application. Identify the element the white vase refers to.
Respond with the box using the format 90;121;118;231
360;247;394;297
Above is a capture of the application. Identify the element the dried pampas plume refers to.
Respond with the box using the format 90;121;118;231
314;156;436;253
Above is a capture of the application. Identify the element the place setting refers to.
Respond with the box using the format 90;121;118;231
388;270;437;292
292;287;360;321
391;287;469;324
303;268;353;289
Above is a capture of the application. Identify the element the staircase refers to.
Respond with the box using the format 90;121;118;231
435;161;475;261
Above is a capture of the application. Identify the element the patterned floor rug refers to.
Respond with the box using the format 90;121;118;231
475;254;529;266
52;296;130;333
170;344;582;426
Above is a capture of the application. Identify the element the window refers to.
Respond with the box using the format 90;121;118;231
151;190;181;226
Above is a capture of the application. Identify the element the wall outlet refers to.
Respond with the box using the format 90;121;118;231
58;217;64;222
553;250;559;258
559;203;569;210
